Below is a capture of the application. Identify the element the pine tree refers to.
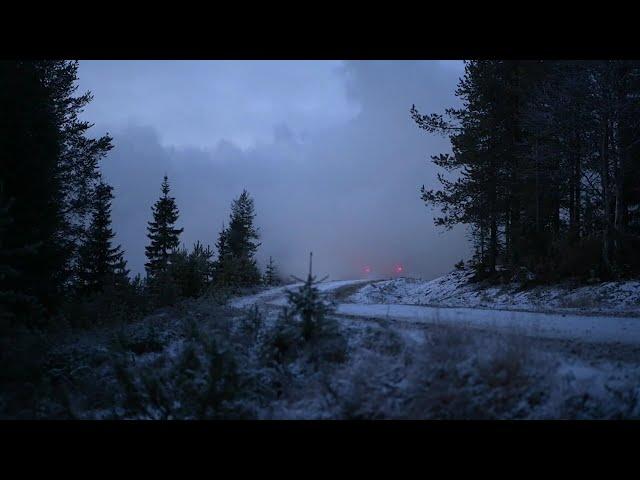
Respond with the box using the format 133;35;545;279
413;60;640;280
212;223;232;286
0;61;65;316
215;190;262;287
0;60;112;320
413;60;503;274
145;175;184;281
413;60;546;277
34;61;114;285
228;190;261;285
264;256;280;286
76;181;129;295
215;224;229;261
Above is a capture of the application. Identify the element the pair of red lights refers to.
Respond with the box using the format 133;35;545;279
362;264;404;275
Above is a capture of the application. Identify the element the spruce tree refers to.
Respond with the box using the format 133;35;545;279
212;223;233;286
0;61;65;316
264;256;280;286
34;61;114;284
76;181;129;295
145;175;183;281
215;190;262;287
229;190;261;286
287;252;334;342
0;60;112;320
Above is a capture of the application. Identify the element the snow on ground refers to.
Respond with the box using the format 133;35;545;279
230;279;370;309
336;303;640;345
316;279;372;292
348;269;640;317
229;283;302;309
16;275;638;419
188;274;640;417
230;273;640;346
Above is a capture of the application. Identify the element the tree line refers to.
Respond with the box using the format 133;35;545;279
413;60;640;282
0;60;281;329
142;176;282;305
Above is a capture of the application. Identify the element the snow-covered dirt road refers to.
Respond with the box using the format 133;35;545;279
229;279;371;309
335;303;640;345
231;278;640;346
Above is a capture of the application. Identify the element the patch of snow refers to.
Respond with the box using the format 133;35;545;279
231;279;370;309
348;270;640;317
229;283;302;308
335;303;640;345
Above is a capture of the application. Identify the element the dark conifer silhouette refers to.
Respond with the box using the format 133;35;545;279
413;60;640;280
287;252;334;341
145;175;183;281
77;182;129;294
214;190;262;287
264;256;280;286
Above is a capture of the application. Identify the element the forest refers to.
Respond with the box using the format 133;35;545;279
2;60;640;420
412;60;640;282
0;60;279;332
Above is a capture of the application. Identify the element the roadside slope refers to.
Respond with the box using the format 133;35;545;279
348;270;640;317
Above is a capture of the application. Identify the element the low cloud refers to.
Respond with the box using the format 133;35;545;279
95;61;471;280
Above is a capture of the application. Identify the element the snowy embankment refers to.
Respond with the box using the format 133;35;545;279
229;272;640;345
220;278;640;419
348;269;640;317
338;270;640;345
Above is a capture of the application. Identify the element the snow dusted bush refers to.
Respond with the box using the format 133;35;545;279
358;323;405;357
259;307;301;366
261;255;348;367
237;304;264;345
5;278;640;419
112;332;248;419
328;325;555;419
286;272;336;342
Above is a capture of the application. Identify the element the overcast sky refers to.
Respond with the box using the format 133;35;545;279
77;60;470;280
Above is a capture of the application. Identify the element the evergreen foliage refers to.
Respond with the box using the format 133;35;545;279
264;256;280;286
413;60;640;281
0;197;42;326
169;241;214;298
213;190;262;288
0;61;65;317
145;175;184;282
286;252;336;342
37;61;114;284
0;60;112;320
76;181;129;295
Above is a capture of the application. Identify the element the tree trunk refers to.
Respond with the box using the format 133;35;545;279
575;136;582;240
601;120;612;274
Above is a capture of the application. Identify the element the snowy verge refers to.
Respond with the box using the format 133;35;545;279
348;269;640;317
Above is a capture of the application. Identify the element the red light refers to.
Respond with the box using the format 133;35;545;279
363;265;371;274
395;265;403;274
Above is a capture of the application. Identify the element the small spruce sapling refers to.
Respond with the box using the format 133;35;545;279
286;252;335;342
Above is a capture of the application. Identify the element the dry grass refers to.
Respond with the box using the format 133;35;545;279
330;281;373;302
